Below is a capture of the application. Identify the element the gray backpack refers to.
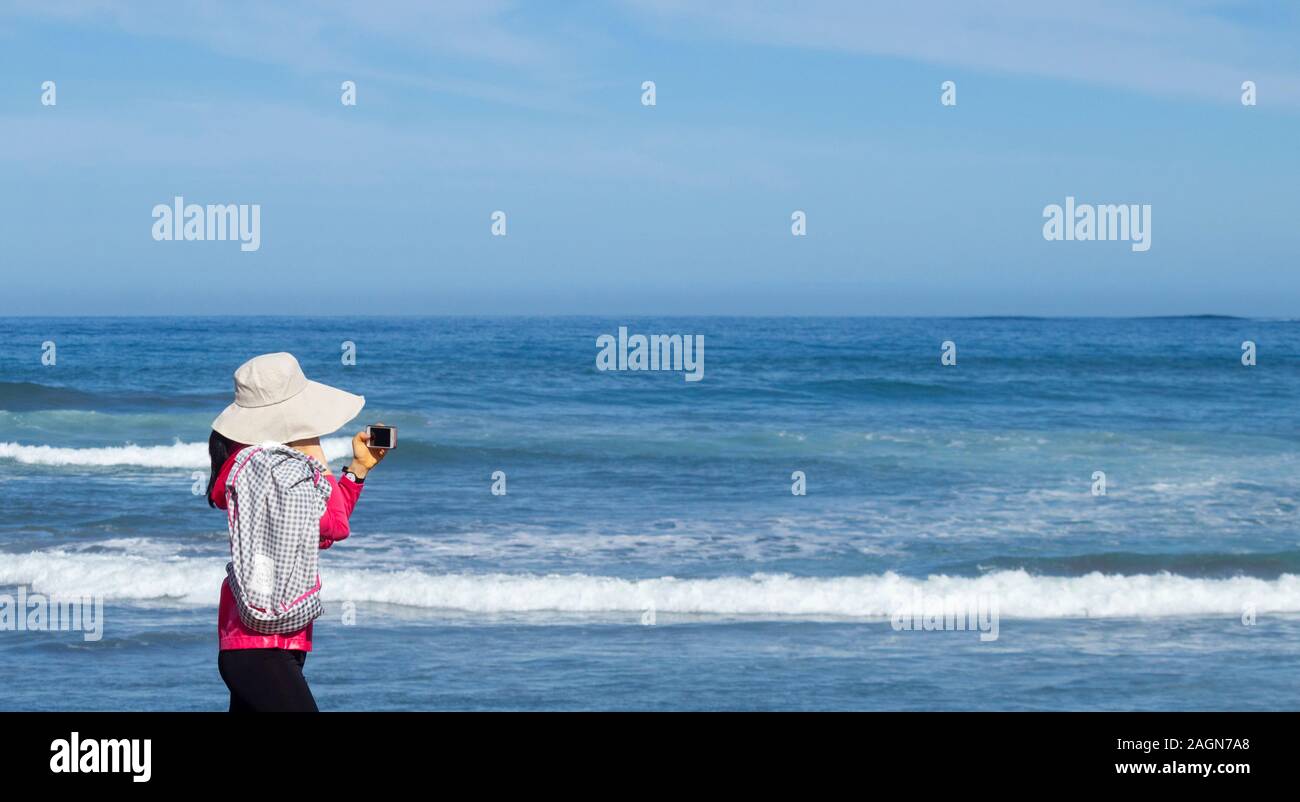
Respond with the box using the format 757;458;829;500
223;444;331;634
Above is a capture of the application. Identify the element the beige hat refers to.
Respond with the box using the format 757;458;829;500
211;352;364;444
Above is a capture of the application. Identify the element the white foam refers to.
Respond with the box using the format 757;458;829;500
0;550;219;603
324;568;1300;618
0;437;352;468
1;549;1296;619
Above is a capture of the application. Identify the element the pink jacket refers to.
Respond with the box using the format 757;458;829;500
211;447;362;651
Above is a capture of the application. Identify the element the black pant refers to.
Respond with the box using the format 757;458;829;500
218;648;319;712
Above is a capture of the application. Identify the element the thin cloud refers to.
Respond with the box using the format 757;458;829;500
624;0;1300;107
10;0;562;69
6;0;589;112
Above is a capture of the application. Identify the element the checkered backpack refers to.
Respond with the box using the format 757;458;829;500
223;444;331;634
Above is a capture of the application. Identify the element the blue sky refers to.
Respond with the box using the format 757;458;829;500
1;0;1298;316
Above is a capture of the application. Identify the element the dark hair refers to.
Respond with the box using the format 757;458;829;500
206;430;237;508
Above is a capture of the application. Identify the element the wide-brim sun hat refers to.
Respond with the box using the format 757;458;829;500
211;352;364;444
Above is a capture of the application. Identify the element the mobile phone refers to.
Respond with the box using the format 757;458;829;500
366;425;396;449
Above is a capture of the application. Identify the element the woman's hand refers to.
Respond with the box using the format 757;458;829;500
347;425;389;479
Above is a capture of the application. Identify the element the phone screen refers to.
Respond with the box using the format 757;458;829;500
369;426;394;448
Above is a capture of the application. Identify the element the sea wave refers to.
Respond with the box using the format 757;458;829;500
0;381;102;411
0;380;225;412
965;550;1300;580
0;437;352;467
1;549;1295;619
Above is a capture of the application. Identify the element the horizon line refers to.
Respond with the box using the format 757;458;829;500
0;313;1275;321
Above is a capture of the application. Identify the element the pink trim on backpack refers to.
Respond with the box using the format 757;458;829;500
224;446;264;531
283;576;323;612
244;577;320;615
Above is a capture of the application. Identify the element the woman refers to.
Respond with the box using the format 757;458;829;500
206;352;387;712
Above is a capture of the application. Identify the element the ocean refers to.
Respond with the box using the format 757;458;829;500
2;316;1299;710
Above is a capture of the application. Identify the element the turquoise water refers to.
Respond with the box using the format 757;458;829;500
2;316;1299;710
